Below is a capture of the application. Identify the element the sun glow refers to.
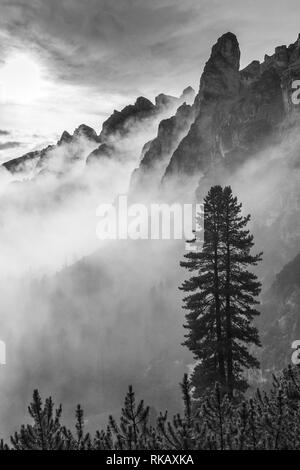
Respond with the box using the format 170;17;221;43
0;54;45;104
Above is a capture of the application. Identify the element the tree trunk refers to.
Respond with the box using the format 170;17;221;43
225;206;233;397
213;208;226;386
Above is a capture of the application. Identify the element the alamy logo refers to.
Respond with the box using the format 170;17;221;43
291;340;300;365
292;80;300;105
0;341;6;365
96;195;204;251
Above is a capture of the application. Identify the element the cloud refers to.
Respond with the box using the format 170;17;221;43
0;130;10;136
1;0;300;99
0;0;205;97
0;141;22;150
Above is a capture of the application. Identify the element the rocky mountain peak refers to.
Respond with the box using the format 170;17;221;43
99;96;156;141
210;32;240;70
86;143;115;166
180;86;195;103
134;96;155;111
240;60;261;83
181;86;194;96
129;100;194;197
261;33;300;74
162;32;289;182
195;32;241;108
155;87;195;108
155;93;178;109
58;130;73;146
73;124;100;142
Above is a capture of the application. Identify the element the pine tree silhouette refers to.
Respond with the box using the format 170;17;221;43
157;374;196;450
10;390;65;450
180;186;262;397
180;186;227;394
108;385;150;449
3;367;300;450
221;186;262;396
62;405;92;450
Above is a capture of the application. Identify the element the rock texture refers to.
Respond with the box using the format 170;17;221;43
161;32;300;183
3;146;55;175
3;86;195;176
130;103;194;196
85;143;116;165
73;124;100;142
57;131;73;146
99;97;156;142
3;124;100;177
86;88;195;166
4;32;300;187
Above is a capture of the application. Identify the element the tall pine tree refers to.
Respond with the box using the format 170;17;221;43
221;186;262;396
180;185;262;398
180;186;226;394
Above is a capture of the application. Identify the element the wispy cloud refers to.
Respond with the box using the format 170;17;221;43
1;0;299;97
0;0;201;96
0;141;22;150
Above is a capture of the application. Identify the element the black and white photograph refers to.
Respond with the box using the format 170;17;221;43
0;0;300;454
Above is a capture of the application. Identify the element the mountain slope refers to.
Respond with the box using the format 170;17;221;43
128;32;299;189
258;253;300;380
87;89;195;166
2;124;100;177
129;102;195;197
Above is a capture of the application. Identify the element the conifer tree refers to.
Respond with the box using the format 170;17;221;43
157;374;196;450
4;367;300;450
63;404;92;450
180;185;262;397
221;187;262;396
108;385;150;449
180;186;227;395
10;390;65;450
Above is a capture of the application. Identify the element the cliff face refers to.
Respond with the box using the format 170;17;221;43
99;96;156;142
4;32;300;185
123;32;299;197
2;124;100;177
3;87;195;177
161;32;295;182
3;148;52;175
87;89;195;166
129;103;194;197
99;91;195;143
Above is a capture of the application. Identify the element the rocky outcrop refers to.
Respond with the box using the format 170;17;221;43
4;85;194;177
161;32;299;184
180;86;195;103
163;32;242;180
2;147;54;175
87;88;195;166
3;124;100;177
57;131;73;146
99;91;195;144
86;143;115;165
155;87;195;109
130;103;194;196
73;124;100;143
99;97;156;142
155;94;179;109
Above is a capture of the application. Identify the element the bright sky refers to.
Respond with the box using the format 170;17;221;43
0;0;300;162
